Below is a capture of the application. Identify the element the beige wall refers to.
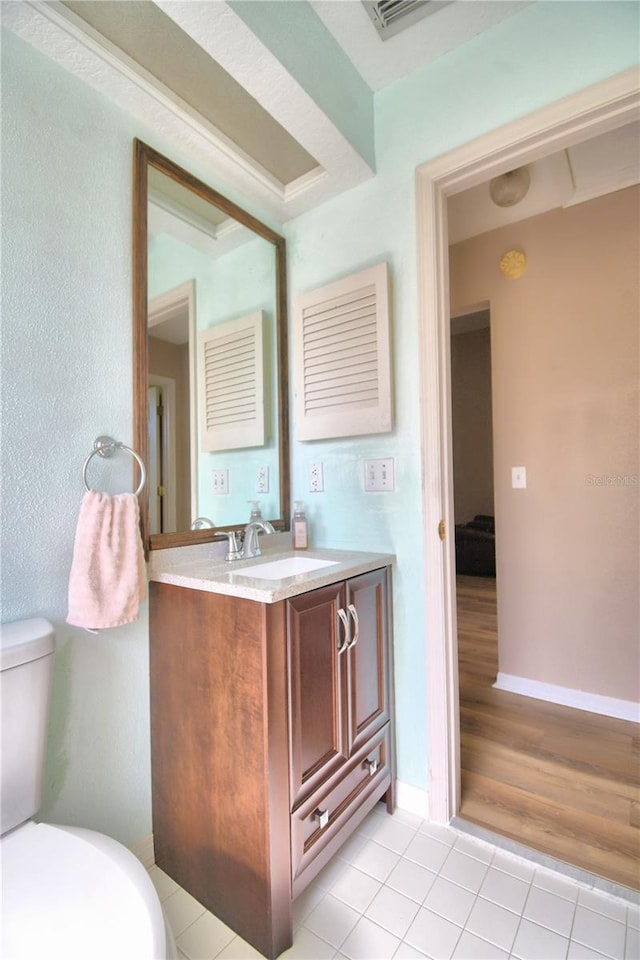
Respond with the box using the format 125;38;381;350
451;325;495;524
148;337;191;532
449;186;639;703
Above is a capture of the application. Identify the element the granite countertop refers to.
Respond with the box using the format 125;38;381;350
148;541;394;603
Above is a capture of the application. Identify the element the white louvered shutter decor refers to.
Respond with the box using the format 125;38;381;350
198;311;265;452
294;262;392;440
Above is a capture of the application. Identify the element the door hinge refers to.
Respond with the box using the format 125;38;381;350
438;519;446;541
157;485;165;497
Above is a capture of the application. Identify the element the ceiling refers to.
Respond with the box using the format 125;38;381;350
3;0;638;226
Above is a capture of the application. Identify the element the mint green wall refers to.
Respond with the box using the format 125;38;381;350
1;0;637;848
1;28;150;845
148;233;280;525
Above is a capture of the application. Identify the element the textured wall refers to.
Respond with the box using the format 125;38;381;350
0;29;152;845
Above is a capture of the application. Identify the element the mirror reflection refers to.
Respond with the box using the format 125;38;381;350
133;141;290;551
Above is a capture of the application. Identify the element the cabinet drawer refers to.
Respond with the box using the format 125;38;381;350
291;725;391;884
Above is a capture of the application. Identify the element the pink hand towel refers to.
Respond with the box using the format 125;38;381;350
67;491;146;630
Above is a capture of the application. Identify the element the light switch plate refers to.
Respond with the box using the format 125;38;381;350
212;468;229;494
512;466;527;489
364;458;395;492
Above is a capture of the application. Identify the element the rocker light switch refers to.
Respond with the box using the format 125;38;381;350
512;466;527;489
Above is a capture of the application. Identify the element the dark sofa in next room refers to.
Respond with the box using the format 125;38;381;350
454;514;496;577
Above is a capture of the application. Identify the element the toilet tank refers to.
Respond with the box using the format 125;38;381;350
1;618;55;836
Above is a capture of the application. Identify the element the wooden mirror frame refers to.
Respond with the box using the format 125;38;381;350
132;139;290;552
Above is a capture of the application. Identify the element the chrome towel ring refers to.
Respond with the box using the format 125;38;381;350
82;435;146;497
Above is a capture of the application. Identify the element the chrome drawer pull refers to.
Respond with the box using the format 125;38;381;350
337;607;350;653
347;604;359;648
364;757;378;776
315;808;329;829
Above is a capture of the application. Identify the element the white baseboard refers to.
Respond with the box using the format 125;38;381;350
494;672;640;723
129;832;155;868
395;780;430;819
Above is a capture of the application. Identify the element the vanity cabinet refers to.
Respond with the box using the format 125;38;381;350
149;564;394;960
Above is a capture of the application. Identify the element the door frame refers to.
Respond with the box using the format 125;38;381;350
416;68;640;823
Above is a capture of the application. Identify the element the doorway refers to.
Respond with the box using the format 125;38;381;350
416;71;639;884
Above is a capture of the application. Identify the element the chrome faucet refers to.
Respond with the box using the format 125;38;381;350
241;519;275;559
220;519;275;562
191;517;215;530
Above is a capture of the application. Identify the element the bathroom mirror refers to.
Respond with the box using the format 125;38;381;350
133;140;290;551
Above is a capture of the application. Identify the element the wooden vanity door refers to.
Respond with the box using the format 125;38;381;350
287;582;349;808
345;568;391;756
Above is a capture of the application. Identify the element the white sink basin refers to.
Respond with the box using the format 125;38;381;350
237;556;339;580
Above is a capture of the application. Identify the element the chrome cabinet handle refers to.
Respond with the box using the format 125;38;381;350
337;607;350;653
347;604;359;649
315;808;329;829
364;757;378;777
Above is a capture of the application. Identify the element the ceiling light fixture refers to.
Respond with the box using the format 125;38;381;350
489;166;531;207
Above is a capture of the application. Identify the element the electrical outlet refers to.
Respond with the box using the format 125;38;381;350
364;458;395;492
309;462;324;493
212;468;229;494
257;466;269;494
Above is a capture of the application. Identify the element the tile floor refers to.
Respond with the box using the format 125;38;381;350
149;806;639;960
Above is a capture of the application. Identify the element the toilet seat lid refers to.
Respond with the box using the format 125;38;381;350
2;821;160;960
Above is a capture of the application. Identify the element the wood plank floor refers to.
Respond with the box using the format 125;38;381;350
456;575;640;892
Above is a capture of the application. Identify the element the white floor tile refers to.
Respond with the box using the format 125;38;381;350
340;916;401;959
330;865;383;913
390;808;424;831
351;840;401;882
386;858;438;904
422;877;476;928
464;897;520;952
216;935;264;958
176;910;235;960
490;850;535;884
313;854;350;890
511;918;569;960
335;829;369;863
523;885;577;937
404;907;463;959
304;894;360;949
279;926;336;959
452;930;509;959
403;833;451;873
418;821;457;847
478;866;530;914
292;882;327;929
148;864;180;901
393;942;428;959
625;924;640;960
163;887;207;938
365;885;421;939
532;868;580;902
370;817;418;855
439;849;489;894
452;834;493;864
577;889;627;924
568;942;611;960
572;905;626;960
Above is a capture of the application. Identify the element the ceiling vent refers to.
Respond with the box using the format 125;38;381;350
362;0;453;40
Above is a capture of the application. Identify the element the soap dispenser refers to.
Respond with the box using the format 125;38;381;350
292;501;308;550
248;501;263;521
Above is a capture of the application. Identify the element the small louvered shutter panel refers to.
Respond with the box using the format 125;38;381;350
198;311;265;452
294;262;392;440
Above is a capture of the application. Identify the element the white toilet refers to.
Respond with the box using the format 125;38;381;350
1;617;176;960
